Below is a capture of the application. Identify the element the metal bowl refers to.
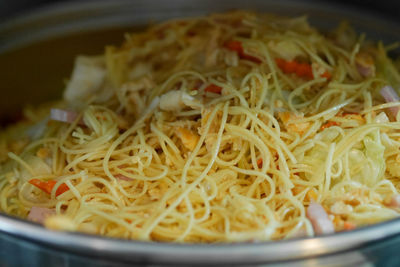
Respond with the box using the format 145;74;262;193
1;0;400;266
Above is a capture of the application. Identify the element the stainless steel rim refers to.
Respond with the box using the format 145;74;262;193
0;0;400;264
1;212;400;264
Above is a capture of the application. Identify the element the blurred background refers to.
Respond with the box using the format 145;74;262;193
0;0;398;21
1;0;399;22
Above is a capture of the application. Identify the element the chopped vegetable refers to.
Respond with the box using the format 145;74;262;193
276;58;312;79
374;112;389;124
27;207;55;224
159;90;202;112
193;83;222;94
204;84;223;94
362;130;386;186
268;40;305;61
343;221;356;231
50;109;83;125
278;112;310;135
64;56;107;106
176;127;200;151
387;195;400;208
17;156;52;185
324;72;333;81
29;179;69;196
275;58;331;80
306;202;335;235
355;52;375;77
224;40;262;63
257;158;263;168
380;85;400;118
320;121;340;130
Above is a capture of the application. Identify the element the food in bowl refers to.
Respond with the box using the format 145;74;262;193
1;11;400;242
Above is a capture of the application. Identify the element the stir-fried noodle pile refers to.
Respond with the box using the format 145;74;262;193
1;11;400;242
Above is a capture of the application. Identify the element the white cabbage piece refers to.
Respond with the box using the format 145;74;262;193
303;128;385;188
18;155;52;185
63;56;107;106
268;40;305;61
159;90;202;112
348;130;385;187
374;112;389;124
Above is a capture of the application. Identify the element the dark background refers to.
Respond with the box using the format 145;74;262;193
0;0;399;22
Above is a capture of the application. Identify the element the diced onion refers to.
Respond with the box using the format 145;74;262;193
380;86;400;117
50;109;82;124
27;207;55;224
306;202;335;235
389;195;400;208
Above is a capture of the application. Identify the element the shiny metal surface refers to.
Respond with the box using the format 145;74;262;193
1;0;400;266
2;0;400;53
2;212;400;266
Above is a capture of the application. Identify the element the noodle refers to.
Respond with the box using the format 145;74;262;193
1;11;400;242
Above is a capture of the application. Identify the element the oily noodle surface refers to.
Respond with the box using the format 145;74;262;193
1;11;400;242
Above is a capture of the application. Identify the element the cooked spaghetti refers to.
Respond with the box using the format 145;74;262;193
1;11;400;242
